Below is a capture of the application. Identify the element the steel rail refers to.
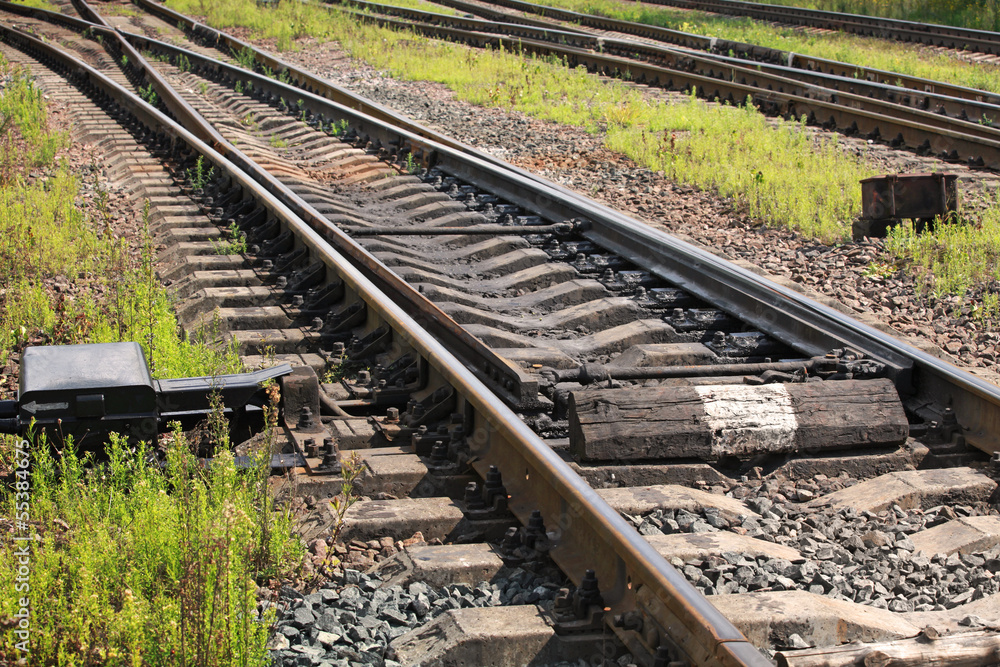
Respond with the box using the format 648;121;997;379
114;0;1000;457
429;0;1000;108
0;15;770;667
341;223;578;235
337;0;1000;135
377;0;1000;125
340;0;595;42
643;0;1000;56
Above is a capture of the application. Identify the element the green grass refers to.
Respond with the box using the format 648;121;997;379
0;420;300;666
604;96;867;237
753;0;1000;32
213;220;248;254
9;0;60;11
173;0;453;50
0;62;66;182
346;0;459;17
0;61;241;380
514;0;1000;94
100;4;143;17
0;167;243;379
886;201;1000;309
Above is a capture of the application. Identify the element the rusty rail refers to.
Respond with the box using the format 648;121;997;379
326;0;1000;168
426;0;1000;109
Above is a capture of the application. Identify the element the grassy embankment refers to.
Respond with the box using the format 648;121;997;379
0;60;302;665
10;0;60;11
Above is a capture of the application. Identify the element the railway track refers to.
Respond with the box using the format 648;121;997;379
299;0;1000;169
639;0;1000;57
3;0;1000;665
391;0;1000;108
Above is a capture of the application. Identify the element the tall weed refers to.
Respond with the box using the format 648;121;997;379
0;424;300;665
8;0;60;12
0;58;241;379
886;197;1000;299
0;62;68;183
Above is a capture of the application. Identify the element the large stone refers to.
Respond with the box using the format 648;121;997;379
597;484;754;524
646;532;802;562
389;605;596;666
372;544;505;589
340;498;465;543
905;592;1000;634
911;516;1000;557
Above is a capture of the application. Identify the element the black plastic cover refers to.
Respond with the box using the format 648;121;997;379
18;342;157;426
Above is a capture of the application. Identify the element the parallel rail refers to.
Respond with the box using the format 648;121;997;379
315;2;1000;169
335;0;1000;150
644;0;1000;56
423;0;1000;107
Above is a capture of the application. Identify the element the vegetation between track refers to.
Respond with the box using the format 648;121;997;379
9;0;60;11
515;0;1000;94
0;64;241;378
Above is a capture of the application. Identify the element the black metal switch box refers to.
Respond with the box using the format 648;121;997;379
19;342;158;440
7;341;292;446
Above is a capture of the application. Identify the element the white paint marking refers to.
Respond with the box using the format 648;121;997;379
21;400;69;414
694;384;798;457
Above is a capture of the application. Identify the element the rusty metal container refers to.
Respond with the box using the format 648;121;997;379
855;172;959;240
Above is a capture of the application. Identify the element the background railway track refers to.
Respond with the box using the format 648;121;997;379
3;0;1000;665
393;0;1000;106
300;0;1000;171
640;0;1000;56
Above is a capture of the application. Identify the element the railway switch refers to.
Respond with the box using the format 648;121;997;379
0;342;291;446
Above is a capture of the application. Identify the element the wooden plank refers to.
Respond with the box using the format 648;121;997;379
568;379;908;462
775;630;1000;667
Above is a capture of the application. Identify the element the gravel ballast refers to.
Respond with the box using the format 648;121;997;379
624;473;1000;614
264;565;636;667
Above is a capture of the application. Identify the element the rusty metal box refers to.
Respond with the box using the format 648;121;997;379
860;172;958;221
